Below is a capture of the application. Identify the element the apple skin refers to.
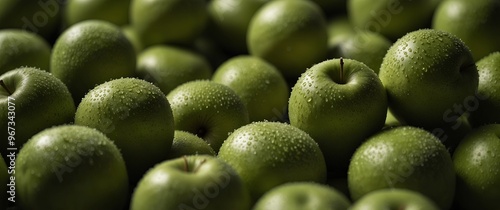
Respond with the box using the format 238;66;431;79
16;125;128;210
348;126;455;210
452;124;500;210
247;0;328;82
136;45;212;95
348;0;441;41
131;155;251;210
74;78;174;183
0;155;7;209
167;80;249;152
0;29;51;74
379;29;479;128
0;67;76;158
327;16;356;50
51;20;136;103
330;30;392;74
468;52;500;127
64;0;130;27
207;0;268;54
167;130;216;159
212;55;289;122
289;58;387;174
433;0;500;61
217;121;327;201
252;182;351;210
350;189;440;210
130;0;207;46
0;0;62;41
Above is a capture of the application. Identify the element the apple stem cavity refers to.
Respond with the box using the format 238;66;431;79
0;80;12;95
193;159;207;173
340;57;345;84
183;156;189;172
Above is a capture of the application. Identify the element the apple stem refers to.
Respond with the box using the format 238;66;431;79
0;80;12;95
339;57;345;84
193;159;207;173
183;156;189;172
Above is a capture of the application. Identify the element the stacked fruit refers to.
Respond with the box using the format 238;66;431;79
0;0;499;210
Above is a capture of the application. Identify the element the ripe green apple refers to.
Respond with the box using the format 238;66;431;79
468;52;500;127
348;0;441;40
253;182;351;210
167;80;249;152
379;29;479;128
0;67;75;157
136;45;212;95
121;25;143;54
0;29;51;74
384;108;402;129
207;0;268;54
64;0;130;27
289;58;387;173
453;124;500;210
75;78;174;183
131;155;251;210
167;131;216;159
348;126;455;210
247;0;328;82
51;20;136;103
0;154;7;209
432;0;500;61
330;30;392;73
131;0;207;46
0;0;62;41
16;125;128;210
327;16;356;55
218;122;327;200
350;189;440;210
212;55;289;122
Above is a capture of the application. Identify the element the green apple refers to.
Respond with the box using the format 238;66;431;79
348;126;455;210
121;25;144;54
75;78;174;183
131;0;207;46
51;20;136;103
350;189;440;210
218;121;327;200
468;52;500;127
207;0;269;54
289;58;387;173
16;125;128;210
0;0;62;41
453;124;500;210
64;0;130;27
252;182;351;210
330;30;392;73
0;67;75;158
131;155;251;210
433;0;500;61
0;154;7;209
167;130;216;159
348;0;441;40
327;16;356;55
247;0;328;82
379;29;479;128
212;55;289;122
191;35;231;71
384;108;402;129
0;29;51;74
136;45;213;95
167;80;249;152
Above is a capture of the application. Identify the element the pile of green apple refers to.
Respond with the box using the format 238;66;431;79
1;0;500;209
